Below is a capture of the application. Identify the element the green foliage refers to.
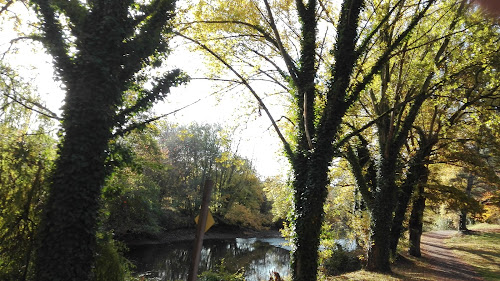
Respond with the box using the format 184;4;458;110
101;122;273;238
158;122;272;229
0;62;56;280
93;232;135;281
263;176;293;223
0;126;55;280
103;167;165;238
321;245;361;277
199;259;246;281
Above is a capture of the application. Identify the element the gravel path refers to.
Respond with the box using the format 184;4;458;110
419;230;484;281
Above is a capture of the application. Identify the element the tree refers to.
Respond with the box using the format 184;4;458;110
340;0;470;271
102;125;168;239
404;7;500;255
158;122;271;228
0;62;56;281
29;1;186;280
181;0;435;279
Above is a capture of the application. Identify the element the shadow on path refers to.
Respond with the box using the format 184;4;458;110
419;230;484;281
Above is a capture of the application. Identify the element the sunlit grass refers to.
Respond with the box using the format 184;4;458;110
468;223;500;231
445;225;500;281
325;270;403;281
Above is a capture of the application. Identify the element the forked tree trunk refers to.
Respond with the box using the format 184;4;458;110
32;0;177;280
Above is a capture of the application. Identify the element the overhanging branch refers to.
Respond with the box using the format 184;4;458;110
175;31;294;158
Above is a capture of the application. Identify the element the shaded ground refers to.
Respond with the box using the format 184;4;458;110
392;230;485;280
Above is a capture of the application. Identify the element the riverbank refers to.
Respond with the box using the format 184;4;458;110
123;225;284;246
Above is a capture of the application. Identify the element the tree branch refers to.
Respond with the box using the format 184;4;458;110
347;0;436;106
263;0;299;84
31;0;73;80
176;31;294;158
2;91;61;120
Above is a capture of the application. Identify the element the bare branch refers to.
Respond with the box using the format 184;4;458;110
0;0;14;15
2;91;61;120
263;0;299;84
113;97;203;138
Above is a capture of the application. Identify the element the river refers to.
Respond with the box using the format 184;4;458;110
126;237;291;281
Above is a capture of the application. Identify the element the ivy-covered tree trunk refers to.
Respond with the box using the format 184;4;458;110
291;155;331;281
366;158;398;272
408;184;426;257
32;0;179;280
287;0;364;279
390;142;434;256
35;87;116;280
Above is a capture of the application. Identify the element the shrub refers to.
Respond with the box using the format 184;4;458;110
93;232;135;281
322;244;361;276
199;259;245;281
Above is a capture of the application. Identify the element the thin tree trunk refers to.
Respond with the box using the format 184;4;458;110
459;174;474;232
390;154;431;256
389;182;414;257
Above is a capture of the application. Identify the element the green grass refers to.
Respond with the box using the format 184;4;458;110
445;224;500;281
468;223;500;231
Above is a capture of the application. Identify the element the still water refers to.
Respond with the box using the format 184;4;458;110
126;237;291;281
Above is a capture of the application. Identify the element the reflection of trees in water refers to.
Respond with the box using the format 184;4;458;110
127;238;290;281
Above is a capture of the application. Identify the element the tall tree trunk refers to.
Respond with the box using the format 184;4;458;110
32;0;178;279
408;184;426;257
459;174;474;232
292;161;329;281
291;0;364;279
366;158;398;272
390;152;432;256
34;79;119;280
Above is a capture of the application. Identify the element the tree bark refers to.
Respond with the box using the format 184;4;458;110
291;0;364;280
390;148;432;256
459;174;474;232
409;184;426;257
366;158;398;272
390;183;413;257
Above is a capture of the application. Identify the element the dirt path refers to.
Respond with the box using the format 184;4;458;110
417;230;484;281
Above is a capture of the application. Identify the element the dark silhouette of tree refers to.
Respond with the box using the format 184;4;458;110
30;0;185;280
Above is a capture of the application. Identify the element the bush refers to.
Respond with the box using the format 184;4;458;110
322;245;361;276
199;260;245;281
224;203;271;230
93;232;135;281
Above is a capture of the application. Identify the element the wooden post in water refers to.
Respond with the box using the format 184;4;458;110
187;179;213;281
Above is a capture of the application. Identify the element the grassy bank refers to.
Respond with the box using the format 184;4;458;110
445;224;500;281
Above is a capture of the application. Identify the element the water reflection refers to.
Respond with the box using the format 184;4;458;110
126;237;291;281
